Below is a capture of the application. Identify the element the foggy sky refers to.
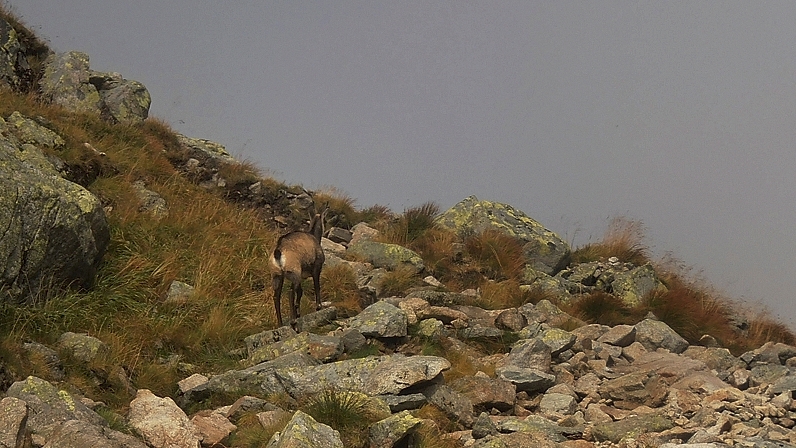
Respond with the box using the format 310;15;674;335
10;1;796;328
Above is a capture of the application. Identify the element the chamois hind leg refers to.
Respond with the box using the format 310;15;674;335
291;281;303;322
272;274;285;327
312;264;323;311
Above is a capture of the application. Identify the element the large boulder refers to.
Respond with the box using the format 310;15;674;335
346;240;425;274
0;131;109;303
0;18;24;90
435;196;570;275
266;411;343;448
39;51;150;124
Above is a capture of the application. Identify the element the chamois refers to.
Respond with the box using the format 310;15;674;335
270;205;328;327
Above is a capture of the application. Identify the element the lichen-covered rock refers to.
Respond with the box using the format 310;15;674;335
180;351;318;407
132;180;169;220
93;73;151;124
540;328;577;356
435;196;570;275
0;135;109;303
495;414;581;442
57;332;109;363
5;111;65;148
539;392;578;415
495;366;556;393
590;413;674;443
422;384;475;428
128;389;200;448
634;318;689;354
346;240;425;274
39;51;150;124
247;332;343;364
42;419;148;448
266;411;343;448
368;410;422;448
611;263;666;306
5;376;105;433
349;300;408;338
0;19;26;90
39;52;103;113
365;355;451;395
175;133;237;166
0;397;28;448
503;337;552;373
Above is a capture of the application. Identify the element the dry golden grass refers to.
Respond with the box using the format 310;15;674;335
229;411;290;448
321;264;362;317
562;291;638;327
408;227;459;280
463;230;526;282
378;266;419;297
378;202;440;247
312;186;361;229
572;217;650;265
475;280;534;310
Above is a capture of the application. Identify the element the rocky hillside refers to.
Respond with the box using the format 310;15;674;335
2;8;796;448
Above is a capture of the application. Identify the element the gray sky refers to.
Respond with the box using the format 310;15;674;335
10;1;796;329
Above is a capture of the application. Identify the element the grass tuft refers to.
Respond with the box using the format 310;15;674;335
572;217;650;265
301;389;382;447
463;230;526;282
321;264;362;317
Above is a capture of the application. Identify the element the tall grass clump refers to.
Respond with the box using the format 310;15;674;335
571;217;650;265
321;264;362;317
563;291;638;327
378;202;440;247
463;230;526;282
301;389;386;447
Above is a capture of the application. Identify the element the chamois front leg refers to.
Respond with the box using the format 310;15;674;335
272;274;285;327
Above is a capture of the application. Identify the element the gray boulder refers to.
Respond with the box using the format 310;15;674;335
5;376;105;434
247;332;343;364
435;196;570;275
5;111;65;148
92;72;151;125
0;18;24;89
0;397;28;448
611;263;666;306
0;133;109;303
634;318;689;354
128;389;200;448
495;366;556;393
364;355;450;395
368;410;423;448
590;413;674;443
42;419;148;448
349;300;408;338
346;240;425;274
40;52;102;113
423;384;475;428
451;375;516;412
266;411;343;448
39;51;150;124
175;133;237;166
57;332;109;363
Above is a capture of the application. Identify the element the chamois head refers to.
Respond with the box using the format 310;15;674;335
269;202;329;327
